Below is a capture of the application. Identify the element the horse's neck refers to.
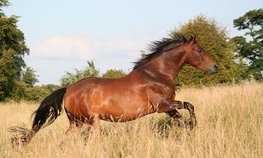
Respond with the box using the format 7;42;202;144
144;49;186;82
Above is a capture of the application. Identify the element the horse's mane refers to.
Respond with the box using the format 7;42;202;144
133;34;188;70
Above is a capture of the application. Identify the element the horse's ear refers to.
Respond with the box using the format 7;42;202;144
194;35;197;42
189;35;197;44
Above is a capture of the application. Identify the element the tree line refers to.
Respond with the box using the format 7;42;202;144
0;0;262;102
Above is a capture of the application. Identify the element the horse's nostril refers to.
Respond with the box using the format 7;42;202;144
213;64;219;72
213;64;218;70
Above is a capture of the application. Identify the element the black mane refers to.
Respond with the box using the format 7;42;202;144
133;34;188;70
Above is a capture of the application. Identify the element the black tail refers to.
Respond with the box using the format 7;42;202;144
10;88;67;146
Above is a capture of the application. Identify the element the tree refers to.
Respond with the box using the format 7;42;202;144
170;15;245;86
103;69;127;78
60;61;99;87
232;8;263;80
10;80;27;101
0;0;29;101
11;82;60;102
23;86;50;101
22;67;39;87
10;67;39;101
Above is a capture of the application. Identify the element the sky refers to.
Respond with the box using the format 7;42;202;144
4;0;263;85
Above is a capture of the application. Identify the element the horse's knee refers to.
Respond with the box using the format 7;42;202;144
167;110;181;118
66;123;80;134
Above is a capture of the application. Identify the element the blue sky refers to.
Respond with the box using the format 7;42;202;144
4;0;263;85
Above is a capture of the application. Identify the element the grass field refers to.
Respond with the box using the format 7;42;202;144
0;82;262;158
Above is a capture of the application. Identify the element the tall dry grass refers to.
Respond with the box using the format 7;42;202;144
0;82;262;158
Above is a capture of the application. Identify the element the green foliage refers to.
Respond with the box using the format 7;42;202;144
0;1;29;101
0;0;8;6
102;69;127;78
10;80;27;101
0;0;8;17
11;80;58;102
10;67;51;102
60;61;99;87
170;15;245;86
23;86;51;101
42;84;60;92
22;67;39;87
232;8;263;80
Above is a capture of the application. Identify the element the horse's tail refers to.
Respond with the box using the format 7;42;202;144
10;87;67;146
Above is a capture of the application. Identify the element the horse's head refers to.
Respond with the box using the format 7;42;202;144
185;36;218;73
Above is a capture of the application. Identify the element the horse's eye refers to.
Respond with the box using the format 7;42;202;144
195;49;202;53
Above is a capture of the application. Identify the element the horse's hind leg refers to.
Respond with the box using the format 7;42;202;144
84;116;101;136
58;112;83;148
92;116;100;133
65;112;83;134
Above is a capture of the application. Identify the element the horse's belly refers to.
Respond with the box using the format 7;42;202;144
99;110;152;122
88;87;152;121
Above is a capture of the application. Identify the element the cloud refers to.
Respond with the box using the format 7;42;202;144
32;34;142;59
94;38;142;58
32;35;94;58
99;39;135;52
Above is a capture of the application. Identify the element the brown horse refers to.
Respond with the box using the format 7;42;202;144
11;34;218;146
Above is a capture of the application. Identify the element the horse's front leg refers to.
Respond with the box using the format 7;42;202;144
183;101;197;129
156;99;197;130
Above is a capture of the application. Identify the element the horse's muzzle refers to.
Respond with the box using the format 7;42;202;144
208;64;219;74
